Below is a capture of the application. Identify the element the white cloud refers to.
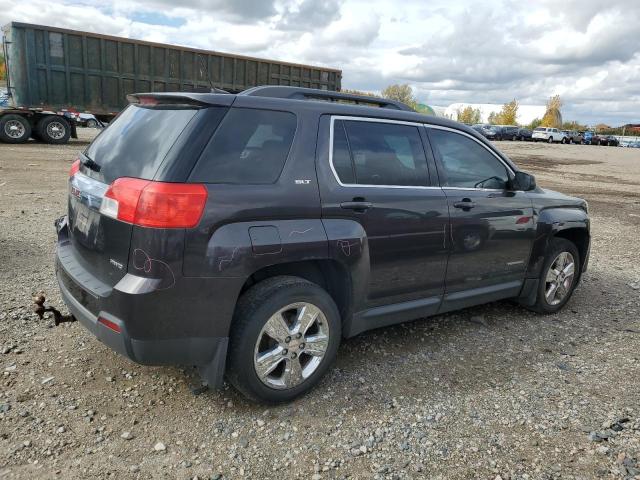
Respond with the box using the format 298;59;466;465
1;0;638;125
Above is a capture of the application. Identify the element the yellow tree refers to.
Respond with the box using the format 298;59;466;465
497;99;518;125
541;95;563;128
381;84;418;110
456;106;481;124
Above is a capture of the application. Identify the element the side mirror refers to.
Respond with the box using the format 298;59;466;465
512;171;536;191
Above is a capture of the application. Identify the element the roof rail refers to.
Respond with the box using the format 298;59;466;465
240;86;414;112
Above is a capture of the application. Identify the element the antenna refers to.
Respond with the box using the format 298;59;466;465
198;54;215;93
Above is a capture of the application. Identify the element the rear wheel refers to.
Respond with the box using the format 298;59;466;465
0;114;31;144
548;137;553;143
37;116;71;144
529;238;580;314
86;119;98;128
227;276;341;403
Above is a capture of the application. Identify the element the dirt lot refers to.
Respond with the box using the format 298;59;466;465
1;132;639;480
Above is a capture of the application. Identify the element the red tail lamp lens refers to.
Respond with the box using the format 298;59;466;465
100;178;208;228
69;159;81;177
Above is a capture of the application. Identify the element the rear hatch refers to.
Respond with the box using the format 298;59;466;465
66;95;227;288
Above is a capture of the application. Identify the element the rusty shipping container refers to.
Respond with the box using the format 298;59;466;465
1;22;342;116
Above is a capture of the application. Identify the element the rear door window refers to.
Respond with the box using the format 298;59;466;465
332;119;429;187
190;108;296;184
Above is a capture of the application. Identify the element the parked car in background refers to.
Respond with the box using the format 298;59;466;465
501;125;520;141
562;130;584;144
602;135;619;146
583;131;595;145
517;128;532;141
532;127;568;143
77;113;103;129
630;141;640;148
484;125;505;140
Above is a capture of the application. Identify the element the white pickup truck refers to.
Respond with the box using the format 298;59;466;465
532;127;568;143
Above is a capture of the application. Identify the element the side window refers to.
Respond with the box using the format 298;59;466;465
190;108;296;184
332;121;355;184
428;129;509;189
334;120;428;187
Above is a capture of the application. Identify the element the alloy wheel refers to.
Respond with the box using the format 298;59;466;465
544;252;576;306
253;302;329;389
4;120;26;139
46;121;66;140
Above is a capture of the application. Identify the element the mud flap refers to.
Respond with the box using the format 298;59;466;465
197;337;229;389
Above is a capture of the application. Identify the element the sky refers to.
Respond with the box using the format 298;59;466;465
1;0;639;126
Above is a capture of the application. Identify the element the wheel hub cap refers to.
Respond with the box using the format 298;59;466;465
5;120;25;139
544;251;576;306
254;302;329;390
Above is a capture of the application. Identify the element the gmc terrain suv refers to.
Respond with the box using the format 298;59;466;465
56;87;590;403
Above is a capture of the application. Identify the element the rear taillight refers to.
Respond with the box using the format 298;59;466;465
100;178;208;228
69;159;80;177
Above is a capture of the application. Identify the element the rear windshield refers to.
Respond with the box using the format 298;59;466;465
189;108;297;184
84;105;198;184
534;127;546;132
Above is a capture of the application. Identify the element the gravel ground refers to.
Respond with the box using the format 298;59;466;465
1;132;639;479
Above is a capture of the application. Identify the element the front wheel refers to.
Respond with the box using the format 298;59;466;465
548;137;554;143
86;119;98;128
529;238;580;314
227;276;341;403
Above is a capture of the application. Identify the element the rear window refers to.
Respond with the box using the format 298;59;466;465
189;108;296;184
534;127;546;132
84;105;198;184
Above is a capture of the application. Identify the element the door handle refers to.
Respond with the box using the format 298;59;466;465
453;198;476;210
340;201;372;212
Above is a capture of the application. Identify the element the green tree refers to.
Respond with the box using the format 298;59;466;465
456;106;481;124
529;118;542;130
381;84;418;110
497;99;518;125
487;111;498;125
341;88;379;98
541;95;563;129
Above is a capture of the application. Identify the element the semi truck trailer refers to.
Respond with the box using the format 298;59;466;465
0;22;342;144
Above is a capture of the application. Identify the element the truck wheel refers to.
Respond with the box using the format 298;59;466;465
548;137;553;143
0;114;32;144
529;238;580;314
86;119;98;128
38;116;71;144
227;276;341;403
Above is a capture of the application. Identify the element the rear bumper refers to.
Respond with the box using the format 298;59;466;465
54;216;239;388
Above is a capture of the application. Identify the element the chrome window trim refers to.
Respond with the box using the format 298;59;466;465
328;115;440;190
328;116;517;191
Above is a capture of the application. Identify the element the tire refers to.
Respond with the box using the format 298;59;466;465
37;116;71;144
548;137;553;143
512;135;517;141
226;276;341;403
0;114;32;144
529;238;581;314
86;119;98;128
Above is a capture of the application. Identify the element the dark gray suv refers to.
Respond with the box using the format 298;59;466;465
56;87;590;403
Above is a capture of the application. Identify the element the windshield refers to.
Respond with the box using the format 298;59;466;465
84;105;199;184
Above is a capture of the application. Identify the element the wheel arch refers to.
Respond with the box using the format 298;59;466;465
238;259;354;332
526;207;590;279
